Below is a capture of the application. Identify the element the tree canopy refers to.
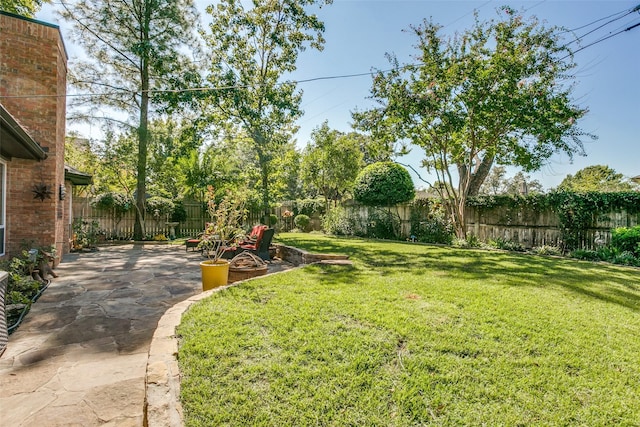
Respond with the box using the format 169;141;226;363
0;0;45;17
557;165;637;192
353;162;415;207
480;166;544;195
353;7;593;237
202;0;330;216
301;122;364;209
60;0;198;239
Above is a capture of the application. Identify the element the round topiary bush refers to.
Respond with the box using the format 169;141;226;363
294;214;310;231
263;214;278;227
353;162;415;206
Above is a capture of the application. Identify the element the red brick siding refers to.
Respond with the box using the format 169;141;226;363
0;13;68;263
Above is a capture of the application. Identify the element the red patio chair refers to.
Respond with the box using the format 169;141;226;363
239;225;267;246
185;222;214;252
239;227;275;261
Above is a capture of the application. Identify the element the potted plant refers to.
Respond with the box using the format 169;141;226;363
198;186;246;290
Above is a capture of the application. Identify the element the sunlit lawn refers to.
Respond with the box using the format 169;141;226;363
178;233;640;426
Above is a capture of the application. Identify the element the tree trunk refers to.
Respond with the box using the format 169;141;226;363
467;155;494;197
455;199;467;240
253;132;272;221
134;8;151;241
261;164;270;220
449;155;495;239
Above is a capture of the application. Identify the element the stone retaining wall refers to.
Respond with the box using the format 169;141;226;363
274;244;350;265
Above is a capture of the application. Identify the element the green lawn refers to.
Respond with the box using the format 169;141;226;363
177;233;640;426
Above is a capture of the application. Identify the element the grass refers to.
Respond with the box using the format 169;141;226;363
177;233;640;426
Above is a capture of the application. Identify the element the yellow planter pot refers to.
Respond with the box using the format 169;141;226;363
199;260;230;291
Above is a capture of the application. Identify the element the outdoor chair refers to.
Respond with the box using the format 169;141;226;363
185;222;214;252
185;238;201;252
239;227;275;261
220;246;238;259
239;224;268;246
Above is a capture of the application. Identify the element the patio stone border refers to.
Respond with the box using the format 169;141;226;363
143;245;352;426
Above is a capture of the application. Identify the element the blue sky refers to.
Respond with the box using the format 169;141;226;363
38;1;640;190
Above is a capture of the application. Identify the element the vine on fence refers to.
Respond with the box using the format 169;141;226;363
467;192;640;250
410;199;454;244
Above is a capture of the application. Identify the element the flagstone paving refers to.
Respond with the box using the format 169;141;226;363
0;244;292;426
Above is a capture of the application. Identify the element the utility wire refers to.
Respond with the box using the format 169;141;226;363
562;20;640;60
2;6;637;100
557;6;631;34
0;67;410;100
443;0;493;28
523;0;546;13
564;7;637;47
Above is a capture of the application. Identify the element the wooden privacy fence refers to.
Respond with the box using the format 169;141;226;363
341;201;639;250
72;198;208;239
73;196;640;249
342;204;413;237
465;205;640;250
273;202;322;232
73;198;281;239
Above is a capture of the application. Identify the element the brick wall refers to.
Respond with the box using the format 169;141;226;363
0;13;68;263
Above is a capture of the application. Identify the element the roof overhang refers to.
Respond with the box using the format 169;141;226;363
0;104;47;160
64;165;93;186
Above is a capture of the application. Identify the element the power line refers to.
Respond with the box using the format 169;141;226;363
2;6;637;101
564;7;637;47
0;67;406;100
523;0;546;13
557;6;632;34
562;20;640;60
443;0;493;28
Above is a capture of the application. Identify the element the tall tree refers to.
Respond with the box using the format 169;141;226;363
99;130;138;196
557;165;637;192
178;142;246;203
504;172;544;195
354;7;593;238
0;0;46;16
480;166;544;195
202;0;330;217
301;122;363;210
59;0;198;239
146;118;203;199
270;143;304;201
479;165;508;195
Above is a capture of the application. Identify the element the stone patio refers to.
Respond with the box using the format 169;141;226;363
0;244;294;426
0;242;352;426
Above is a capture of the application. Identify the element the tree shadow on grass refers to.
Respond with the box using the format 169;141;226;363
278;235;640;312
413;248;640;312
299;263;364;287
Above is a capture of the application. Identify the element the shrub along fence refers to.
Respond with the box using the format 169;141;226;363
340;192;640;251
73;193;640;250
465;193;640;250
72;198;208;240
273;201;323;232
466;202;638;249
